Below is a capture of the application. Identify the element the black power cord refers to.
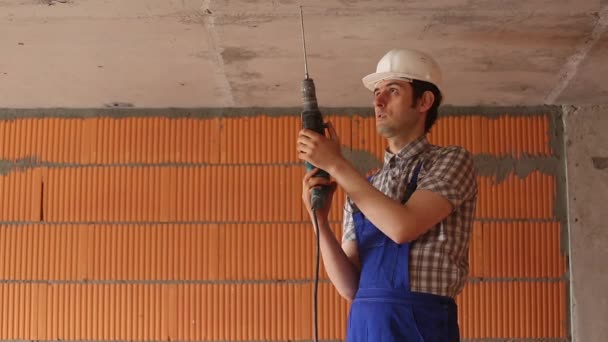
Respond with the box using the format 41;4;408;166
311;208;321;342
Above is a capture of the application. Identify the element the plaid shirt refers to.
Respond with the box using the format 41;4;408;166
342;135;478;297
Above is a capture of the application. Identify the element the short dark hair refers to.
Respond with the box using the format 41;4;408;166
411;80;442;133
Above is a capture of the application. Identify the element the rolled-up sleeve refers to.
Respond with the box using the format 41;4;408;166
417;146;477;209
341;198;357;242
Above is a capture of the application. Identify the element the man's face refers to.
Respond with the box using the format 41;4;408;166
372;79;421;138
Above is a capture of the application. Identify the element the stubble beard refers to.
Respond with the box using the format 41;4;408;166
376;115;421;141
376;122;397;138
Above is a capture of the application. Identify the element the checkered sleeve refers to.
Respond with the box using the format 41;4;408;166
417;146;477;209
341;197;357;242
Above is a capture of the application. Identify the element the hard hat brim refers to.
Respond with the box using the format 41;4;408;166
362;72;414;92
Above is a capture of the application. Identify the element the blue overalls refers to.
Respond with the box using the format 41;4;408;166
346;162;460;342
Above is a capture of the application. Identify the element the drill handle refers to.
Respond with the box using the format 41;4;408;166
301;116;331;210
306;162;330;210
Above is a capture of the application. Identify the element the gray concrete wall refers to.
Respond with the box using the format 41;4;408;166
565;105;608;342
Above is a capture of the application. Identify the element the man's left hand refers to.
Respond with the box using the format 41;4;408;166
297;121;343;172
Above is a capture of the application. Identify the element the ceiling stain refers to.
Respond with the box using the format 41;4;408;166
592;157;608;170
221;47;258;63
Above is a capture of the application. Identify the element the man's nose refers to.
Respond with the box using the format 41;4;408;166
374;92;386;108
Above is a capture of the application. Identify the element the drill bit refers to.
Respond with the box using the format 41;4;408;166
300;6;309;79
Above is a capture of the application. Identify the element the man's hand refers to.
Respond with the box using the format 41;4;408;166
297;121;343;173
301;168;337;221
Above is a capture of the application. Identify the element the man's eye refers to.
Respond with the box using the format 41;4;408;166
390;88;399;94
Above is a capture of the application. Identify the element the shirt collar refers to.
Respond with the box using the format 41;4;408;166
383;135;430;164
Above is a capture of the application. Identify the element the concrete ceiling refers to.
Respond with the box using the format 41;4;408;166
0;0;606;108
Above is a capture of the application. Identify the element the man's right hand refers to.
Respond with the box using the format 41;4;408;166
302;168;337;223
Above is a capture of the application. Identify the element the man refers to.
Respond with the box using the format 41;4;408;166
297;48;477;341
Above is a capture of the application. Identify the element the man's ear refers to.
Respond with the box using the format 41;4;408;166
418;90;435;113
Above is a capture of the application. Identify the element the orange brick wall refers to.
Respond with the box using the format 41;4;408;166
0;113;568;341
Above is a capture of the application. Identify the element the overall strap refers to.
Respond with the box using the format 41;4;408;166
401;160;423;204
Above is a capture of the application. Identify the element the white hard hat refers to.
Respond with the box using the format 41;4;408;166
362;49;443;94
